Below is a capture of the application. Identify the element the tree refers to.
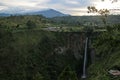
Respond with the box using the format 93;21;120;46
87;6;110;25
26;20;36;29
0;28;17;80
58;66;78;80
33;72;44;80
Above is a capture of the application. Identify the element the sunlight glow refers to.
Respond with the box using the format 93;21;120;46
96;0;112;9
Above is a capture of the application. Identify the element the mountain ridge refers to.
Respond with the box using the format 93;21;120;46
0;9;70;18
25;9;70;18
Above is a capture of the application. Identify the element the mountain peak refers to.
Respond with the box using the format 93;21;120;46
48;9;55;11
29;9;69;18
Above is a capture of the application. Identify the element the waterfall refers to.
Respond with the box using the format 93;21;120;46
81;37;88;78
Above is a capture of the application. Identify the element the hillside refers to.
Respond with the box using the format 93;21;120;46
51;15;120;27
1;15;120;30
0;15;50;29
0;28;84;80
87;24;120;80
0;15;120;80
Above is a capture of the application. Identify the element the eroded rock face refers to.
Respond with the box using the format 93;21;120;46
67;33;85;60
54;46;66;54
54;32;85;60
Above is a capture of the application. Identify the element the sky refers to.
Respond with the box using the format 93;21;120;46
0;0;120;15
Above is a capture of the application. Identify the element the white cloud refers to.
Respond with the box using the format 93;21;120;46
0;0;50;10
0;0;120;15
65;0;80;4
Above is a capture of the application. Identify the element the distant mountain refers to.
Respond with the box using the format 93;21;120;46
0;8;70;18
0;13;10;17
26;9;70;18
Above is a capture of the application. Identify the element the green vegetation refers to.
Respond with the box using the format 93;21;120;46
51;15;120;27
0;15;82;80
87;24;120;80
0;15;49;29
0;15;120;80
0;28;81;80
58;66;78;80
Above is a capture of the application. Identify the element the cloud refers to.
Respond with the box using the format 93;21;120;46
65;0;80;4
44;0;99;15
0;2;6;6
0;0;50;9
0;0;119;15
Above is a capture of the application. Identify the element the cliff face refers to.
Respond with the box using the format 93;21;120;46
55;32;86;60
66;33;85;60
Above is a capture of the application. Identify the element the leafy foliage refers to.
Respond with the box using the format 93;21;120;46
87;6;110;25
58;66;78;80
0;27;81;80
0;14;120;80
88;24;120;80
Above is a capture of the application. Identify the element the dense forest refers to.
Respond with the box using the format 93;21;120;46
88;24;120;80
0;15;120;80
51;15;120;27
0;15;83;80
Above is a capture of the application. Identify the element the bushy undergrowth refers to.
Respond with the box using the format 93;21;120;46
0;28;81;80
87;24;120;80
